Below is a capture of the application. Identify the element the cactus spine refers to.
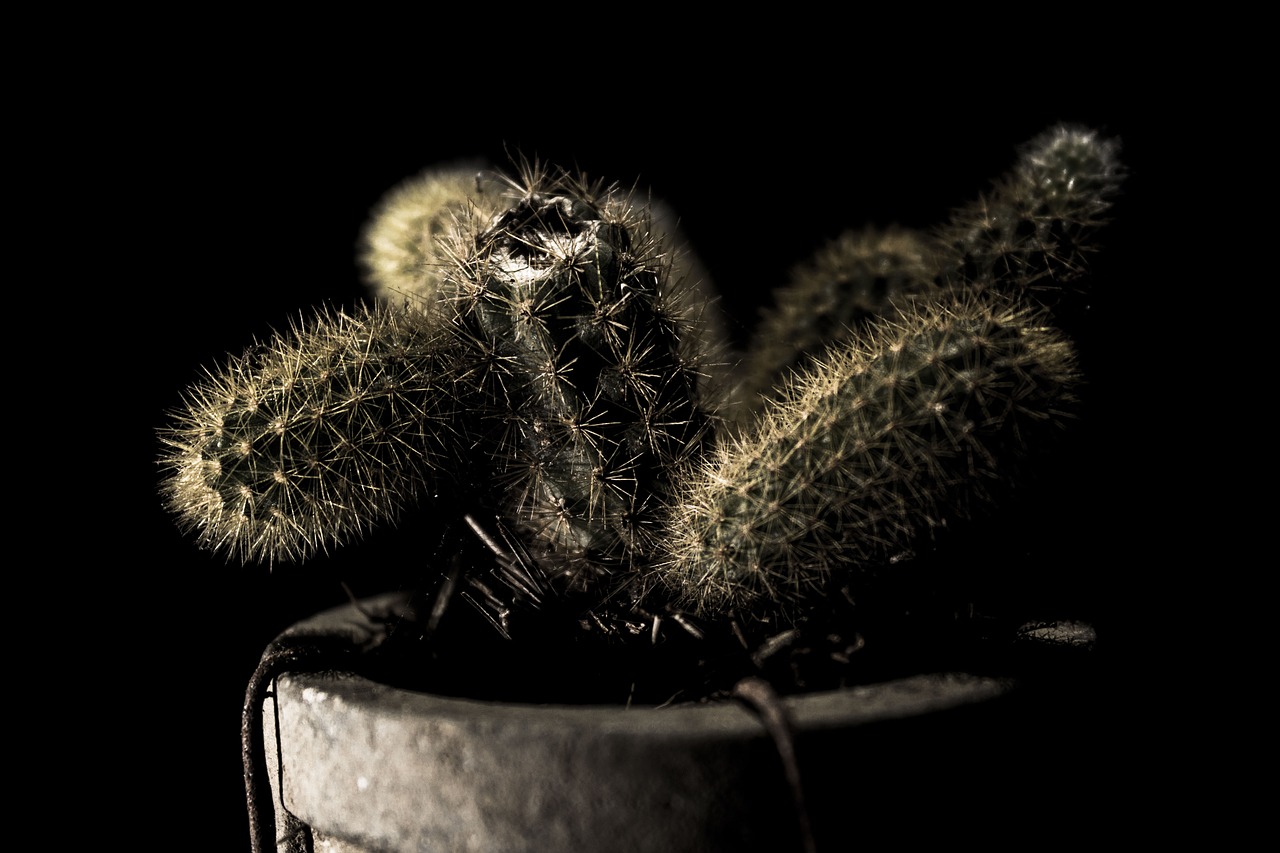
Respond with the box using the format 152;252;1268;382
158;303;469;564
654;291;1080;619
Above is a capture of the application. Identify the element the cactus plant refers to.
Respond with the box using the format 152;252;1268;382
159;123;1123;658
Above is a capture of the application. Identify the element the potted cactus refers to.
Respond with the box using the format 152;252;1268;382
158;124;1124;851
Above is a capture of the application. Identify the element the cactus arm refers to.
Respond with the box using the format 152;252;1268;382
654;291;1080;620
360;162;507;308
158;303;470;564
931;124;1124;298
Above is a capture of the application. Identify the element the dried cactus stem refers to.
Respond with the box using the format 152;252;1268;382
447;171;712;572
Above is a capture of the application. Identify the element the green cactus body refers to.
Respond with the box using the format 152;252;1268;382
444;170;711;571
932;125;1123;298
727;126;1121;428
158;303;469;564
360;163;507;308
729;226;935;422
654;291;1079;620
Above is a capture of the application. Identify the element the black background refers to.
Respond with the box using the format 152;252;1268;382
98;46;1164;850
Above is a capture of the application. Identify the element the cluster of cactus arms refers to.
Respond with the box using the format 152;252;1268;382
160;125;1123;639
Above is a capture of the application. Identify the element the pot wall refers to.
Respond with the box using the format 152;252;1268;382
258;595;1091;852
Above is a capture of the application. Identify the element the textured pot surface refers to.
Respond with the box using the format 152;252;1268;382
260;594;1095;852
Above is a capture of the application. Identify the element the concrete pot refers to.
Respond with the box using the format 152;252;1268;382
252;593;1100;852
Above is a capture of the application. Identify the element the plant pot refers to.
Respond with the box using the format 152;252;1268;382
251;593;1101;852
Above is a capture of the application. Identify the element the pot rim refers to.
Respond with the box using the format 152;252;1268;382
271;590;1016;722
